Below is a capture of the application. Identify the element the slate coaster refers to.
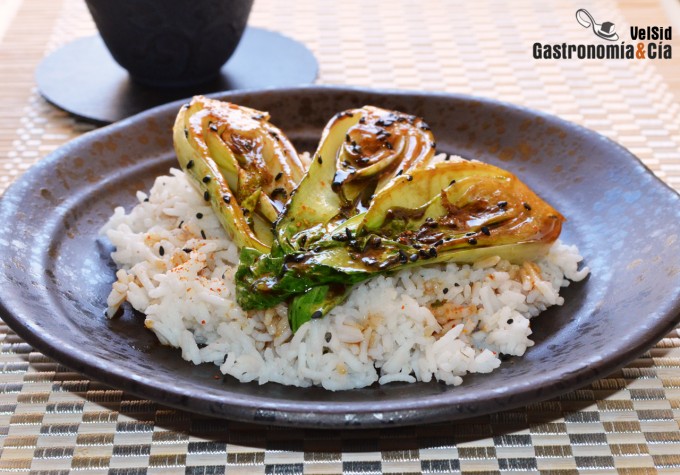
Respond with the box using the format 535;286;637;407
36;27;318;125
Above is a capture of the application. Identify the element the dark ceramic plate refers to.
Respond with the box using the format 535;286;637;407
1;87;679;428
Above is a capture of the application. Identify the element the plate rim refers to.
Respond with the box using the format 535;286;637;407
1;85;680;428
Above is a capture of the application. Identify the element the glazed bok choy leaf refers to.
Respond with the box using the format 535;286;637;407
173;96;308;252
236;106;436;318
238;157;564;331
275;106;435;253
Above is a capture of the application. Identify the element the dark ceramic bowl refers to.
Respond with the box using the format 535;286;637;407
85;0;253;87
1;86;679;428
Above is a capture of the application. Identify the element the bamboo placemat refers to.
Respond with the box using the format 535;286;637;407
1;0;680;473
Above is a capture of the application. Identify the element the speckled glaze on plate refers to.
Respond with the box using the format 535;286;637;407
1;86;679;428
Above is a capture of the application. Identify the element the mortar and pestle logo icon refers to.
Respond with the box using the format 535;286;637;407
576;9;619;41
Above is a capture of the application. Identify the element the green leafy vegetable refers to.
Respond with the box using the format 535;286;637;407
288;285;351;332
171;99;565;333
275;106;435;254
240;106;436;328
239;159;564;330
173;96;308;252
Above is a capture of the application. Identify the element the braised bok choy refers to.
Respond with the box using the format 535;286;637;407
173;98;564;332
173;96;308;252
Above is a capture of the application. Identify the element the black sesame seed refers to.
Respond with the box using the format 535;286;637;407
178;221;184;229
332;234;347;242
143;197;149;202
398;249;408;263
183;248;191;253
431;141;437;148
468;237;477;245
196;213;203;219
507;319;514;324
498;201;508;209
209;124;218;132
449;179;456;186
406;175;413;181
481;226;490;236
271;188;287;199
409;253;419;262
223;195;231;204
454;282;460;287
201;230;206;239
359;117;366;124
443;287;449;294
186;160;194;169
159;246;165;256
434;239;444;247
314;246;322;253
203;191;210;201
419;249;429;258
465;232;475;237
345;227;352;240
325;332;332;342
202;176;211;183
275;172;283;181
286;253;306;263
373;236;382;248
317;155;323;164
396;169;403;176
299;235;307;247
242;208;249;216
345;134;350;143
311;310;323;319
523;202;532;211
429;247;438;257
385;141;393;150
444;156;451;161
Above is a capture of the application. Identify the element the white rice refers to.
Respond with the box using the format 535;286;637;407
101;168;589;390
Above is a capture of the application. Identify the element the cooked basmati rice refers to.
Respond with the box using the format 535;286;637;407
101;167;589;390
